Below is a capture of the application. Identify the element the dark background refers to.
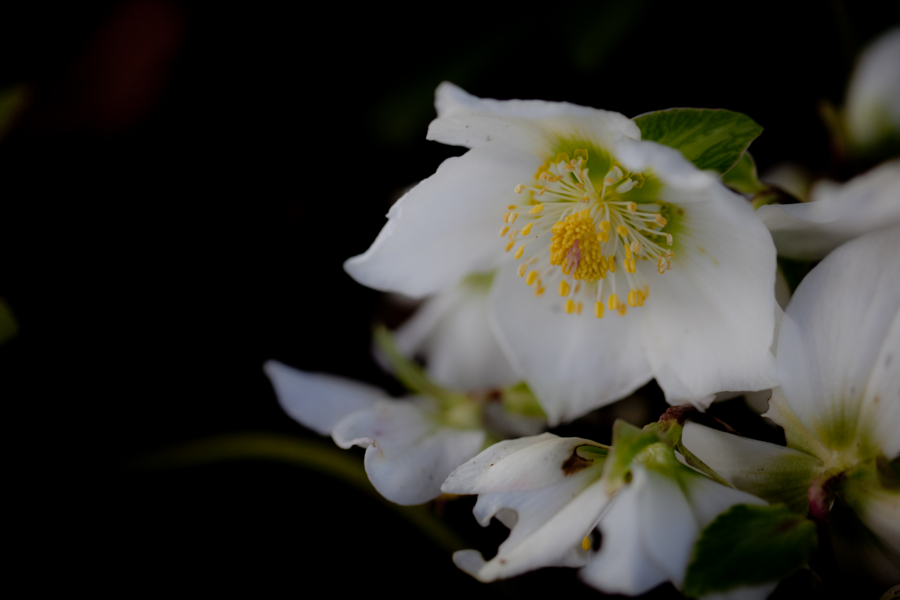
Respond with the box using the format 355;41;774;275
2;1;898;596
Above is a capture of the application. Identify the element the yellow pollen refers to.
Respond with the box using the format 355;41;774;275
594;302;605;319
625;244;632;260
499;226;510;237
627;202;637;212
509;230;517;241
521;222;533;235
535;285;545;297
505;240;515;252
507;204;517;210
608;294;618;310
655;214;667;227
529;204;544;215
559;280;570;297
666;233;673;246
576;301;583;315
526;270;538;286
514;245;525;259
582;536;591;551
617;304;627;316
600;256;608;270
549;210;607;282
517;264;527;277
616;225;628;238
503;211;510;222
631;240;641;255
508;212;518;224
608;256;616;273
598;230;609;243
599;221;610;233
514;184;526;194
565;299;575;314
628;290;637;307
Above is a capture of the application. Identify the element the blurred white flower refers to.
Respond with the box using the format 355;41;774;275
845;27;900;151
346;83;777;424
757;159;900;260
684;226;900;583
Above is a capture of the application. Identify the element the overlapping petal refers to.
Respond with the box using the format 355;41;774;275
845;26;900;149
756;160;900;261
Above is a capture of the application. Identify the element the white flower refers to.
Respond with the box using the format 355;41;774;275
392;272;518;392
346;83;778;424
264;360;485;505
757;159;900;261
442;428;773;599
683;226;900;582
845;26;900;151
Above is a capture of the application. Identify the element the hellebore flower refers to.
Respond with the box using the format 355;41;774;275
392;272;518;392
345;83;778;424
442;421;775;598
683;226;900;583
264;360;485;505
845;26;900;153
757;159;900;261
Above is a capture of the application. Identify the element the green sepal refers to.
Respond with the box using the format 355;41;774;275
501;381;547;419
722;152;767;195
634;108;763;174
606;420;660;488
683;504;817;598
576;444;610;460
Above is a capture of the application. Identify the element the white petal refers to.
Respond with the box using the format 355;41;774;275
682;471;767;528
264;360;384;436
489;262;652;425
616;139;719;195
636;177;778;406
845;26;900;147
776;226;900;455
855;488;900;557
761;162;812;201
442;434;607;581
580;468;669;595
702;582;779;600
428;82;640;156
344;145;531;298
682;422;815;511
757;160;900;261
332;398;485;505
394;276;519;391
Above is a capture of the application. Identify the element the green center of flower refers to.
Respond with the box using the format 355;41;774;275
501;149;675;317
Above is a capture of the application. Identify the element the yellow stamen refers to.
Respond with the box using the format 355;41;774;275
576;301;583;315
559;280;570;297
594;302;605;319
505;240;515;252
582;536;591;551
499;226;510;237
631;240;641;255
666;233;673;246
599;221;610;233
608;294;618;310
517;264;527;277
526;270;538;286
627;202;637;212
508;212;518;224
535;286;545;297
655;214;667;227
514;184;526;194
617;304;627;316
548;210;607;282
625;244;632;260
514;245;525;259
616;225;628;238
521;222;533;235
503;211;510;222
529;204;544;215
608;256;616;273
565;299;575;314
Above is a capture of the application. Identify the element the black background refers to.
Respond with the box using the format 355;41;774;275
2;1;898;596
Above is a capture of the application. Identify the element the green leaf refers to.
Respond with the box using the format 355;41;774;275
722;152;767;195
683;504;817;598
634;108;763;174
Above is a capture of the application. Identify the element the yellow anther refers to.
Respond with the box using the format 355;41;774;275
666;233;673;246
526;270;538;286
627;258;636;273
574;282;581;294
631;240;641;255
581;195;590;203
600;256;608;270
582;536;591;551
608;294;618;310
594;302;605;319
559;280;571;297
655;214;667;227
521;222;533;235
505;240;515;252
515;184;526;193
517;264;527;277
507;204;517;210
503;211;510;222
548;210;607;282
508;212;519;224
627;202;637;212
616;225;629;238
598;231;609;243
625;244;632;260
529;204;544;215
565;299;575;314
509;230;517;241
557;152;570;164
657;257;666;274
608;256;616;273
514;245;525;259
627;290;635;307
599;221;610;233
574;149;589;162
535;286;545;297
617;304;627;316
576;301;583;315
499;226;510;237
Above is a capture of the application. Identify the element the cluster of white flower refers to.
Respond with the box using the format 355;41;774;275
267;28;900;599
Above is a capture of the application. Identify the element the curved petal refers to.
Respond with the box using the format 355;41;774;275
332;398;485;505
344;145;531;297
757;160;900;261
489;262;652;425
394;275;519;391
428;82;641;156
616;138;719;195
580;469;669;595
682;422;820;514
681;470;767;527
264;360;383;436
776;226;900;454
845;27;900;147
637;468;699;588
634;176;778;406
442;434;607;581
